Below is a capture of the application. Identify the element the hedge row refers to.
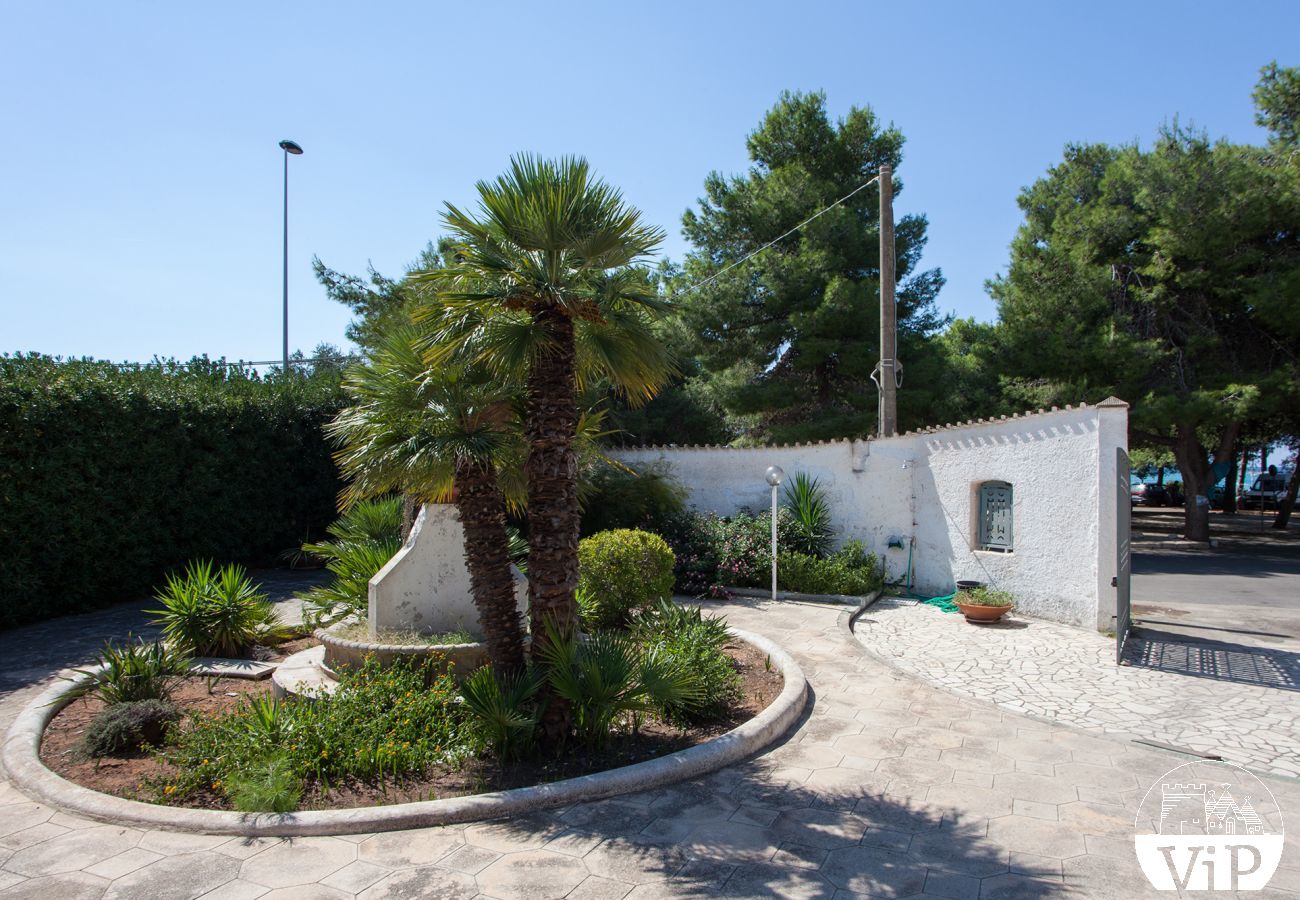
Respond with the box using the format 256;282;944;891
0;354;346;628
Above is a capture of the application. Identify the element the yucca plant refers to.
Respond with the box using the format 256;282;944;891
298;497;403;626
536;620;702;748
783;472;834;558
312;496;404;547
62;636;190;705
459;664;544;761
299;539;401;627
150;561;288;658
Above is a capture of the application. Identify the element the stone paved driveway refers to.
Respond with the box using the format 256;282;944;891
1;596;1298;898
852;597;1300;779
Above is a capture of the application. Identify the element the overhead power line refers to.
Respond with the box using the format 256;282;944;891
670;173;883;301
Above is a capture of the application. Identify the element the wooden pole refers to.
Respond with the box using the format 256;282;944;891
878;164;898;437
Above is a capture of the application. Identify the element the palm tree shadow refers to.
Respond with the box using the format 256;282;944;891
470;747;1063;897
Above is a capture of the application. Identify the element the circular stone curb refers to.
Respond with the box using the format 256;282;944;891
2;628;806;836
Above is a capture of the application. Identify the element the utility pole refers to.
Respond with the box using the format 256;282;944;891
878;163;898;437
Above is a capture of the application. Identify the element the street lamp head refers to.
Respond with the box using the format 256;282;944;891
279;140;304;155
765;465;786;487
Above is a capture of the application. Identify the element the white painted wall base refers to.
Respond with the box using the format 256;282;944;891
616;401;1128;631
368;504;527;637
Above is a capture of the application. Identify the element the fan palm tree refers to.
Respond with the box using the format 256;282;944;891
329;327;528;674
413;156;673;740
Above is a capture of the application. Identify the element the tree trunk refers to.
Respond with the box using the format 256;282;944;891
454;460;527;675
1223;450;1239;515
401;494;419;542
523;307;580;745
1273;463;1300;530
1173;427;1210;542
1173;422;1239;543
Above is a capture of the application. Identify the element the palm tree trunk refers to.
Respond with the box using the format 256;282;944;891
524;307;580;744
454;460;527;675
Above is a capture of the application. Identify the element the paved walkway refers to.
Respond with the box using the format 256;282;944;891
852;597;1300;779
1;596;1297;898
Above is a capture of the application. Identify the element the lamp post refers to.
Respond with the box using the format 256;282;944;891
765;465;785;601
278;139;304;374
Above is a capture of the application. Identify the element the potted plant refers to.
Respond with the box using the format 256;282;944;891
954;587;1014;624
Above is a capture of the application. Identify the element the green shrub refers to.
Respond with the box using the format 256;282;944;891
459;665;544;761
633;602;740;725
156;657;470;804
577;529;676;629
151;561;289;657
778;541;883;596
783;472;834;558
64;637;190;705
80;699;179;757
580;463;687;536
0;354;344;629
225;754;302;813
536;621;702;748
299;498;403;626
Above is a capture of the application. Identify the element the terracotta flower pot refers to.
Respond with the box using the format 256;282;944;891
954;600;1013;624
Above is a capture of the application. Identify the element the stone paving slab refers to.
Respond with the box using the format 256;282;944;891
188;659;278;680
853;596;1300;778
0;595;1297;897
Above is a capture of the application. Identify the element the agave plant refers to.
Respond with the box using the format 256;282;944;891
150;561;288;658
783;472;834;558
62;635;190;705
458;664;544;761
535;620;702;748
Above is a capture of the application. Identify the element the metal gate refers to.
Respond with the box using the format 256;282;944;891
1116;447;1132;664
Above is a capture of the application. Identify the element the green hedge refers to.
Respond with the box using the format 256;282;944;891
0;355;346;628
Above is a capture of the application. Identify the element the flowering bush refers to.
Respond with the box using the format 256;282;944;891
651;508;804;594
153;657;471;809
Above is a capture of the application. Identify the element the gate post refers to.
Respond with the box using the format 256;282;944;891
1095;398;1130;639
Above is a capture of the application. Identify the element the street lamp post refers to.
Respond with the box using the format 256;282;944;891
278;139;304;374
765;466;785;601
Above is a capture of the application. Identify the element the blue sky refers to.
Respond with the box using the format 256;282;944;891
2;1;1294;364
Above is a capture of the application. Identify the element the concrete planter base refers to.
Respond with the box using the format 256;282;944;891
2;628;806;837
316;624;490;681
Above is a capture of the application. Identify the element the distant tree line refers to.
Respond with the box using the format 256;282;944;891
317;64;1299;541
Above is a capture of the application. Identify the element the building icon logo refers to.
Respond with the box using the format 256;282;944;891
1136;761;1284;891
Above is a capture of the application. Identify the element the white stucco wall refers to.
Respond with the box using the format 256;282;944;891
369;504;527;636
616;401;1128;630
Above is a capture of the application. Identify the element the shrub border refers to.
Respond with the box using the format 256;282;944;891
1;628;806;836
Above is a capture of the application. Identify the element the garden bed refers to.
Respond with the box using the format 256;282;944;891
39;640;782;813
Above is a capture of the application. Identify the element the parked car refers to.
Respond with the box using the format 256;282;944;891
1131;482;1179;507
1241;472;1292;510
1209;482;1226;509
